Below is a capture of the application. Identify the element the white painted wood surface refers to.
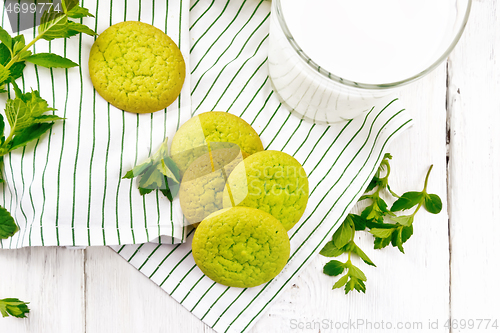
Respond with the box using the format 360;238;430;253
0;1;499;332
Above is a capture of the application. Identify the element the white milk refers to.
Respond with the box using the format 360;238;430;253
268;0;459;123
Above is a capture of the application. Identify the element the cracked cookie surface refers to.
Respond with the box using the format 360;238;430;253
170;112;264;176
223;150;309;231
89;21;185;113
179;147;248;226
192;207;290;288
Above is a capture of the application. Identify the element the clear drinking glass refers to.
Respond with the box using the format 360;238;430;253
268;0;472;124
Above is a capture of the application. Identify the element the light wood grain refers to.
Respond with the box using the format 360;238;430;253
84;246;210;333
447;0;500;329
0;247;85;333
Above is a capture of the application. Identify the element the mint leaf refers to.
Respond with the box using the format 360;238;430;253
123;160;154;179
0;205;18;239
66;4;95;18
392;227;405;253
352;244;376;267
25;53;78;68
138;187;154;196
319;241;344;257
323;260;345;276
138;165;165;192
374;236;392;249
361;197;391;222
365;178;379;193
67;21;97;36
160;158;180;184
350;214;366;231
5;90;56;136
332;217;353;249
424;194;442;214
0;64;10;86
348;265;367;281
8;62;25;81
0;298;30;318
0;27;12;51
12;40;25;56
391;191;424;212
0;43;25;81
369;228;394;239
345;277;366;294
401;225;413;244
389;215;414;227
9;123;54;151
124;137;180;202
332;274;349;290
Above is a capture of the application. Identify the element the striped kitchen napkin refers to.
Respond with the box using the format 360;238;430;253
111;1;413;333
0;0;191;248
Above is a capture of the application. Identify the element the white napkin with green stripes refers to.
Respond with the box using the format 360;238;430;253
0;0;191;248
111;1;413;333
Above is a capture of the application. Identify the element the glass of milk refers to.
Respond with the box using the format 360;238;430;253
268;0;472;124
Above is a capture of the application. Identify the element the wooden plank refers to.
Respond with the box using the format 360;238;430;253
0;247;85;332
84;246;211;333
448;0;500;330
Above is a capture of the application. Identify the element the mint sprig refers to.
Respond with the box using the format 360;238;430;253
370;164;442;253
320;154;443;294
320;214;375;294
123;138;181;201
0;298;30;318
0;0;96;89
0;1;96;316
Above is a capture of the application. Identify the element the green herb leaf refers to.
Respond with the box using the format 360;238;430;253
67;21;97;36
0;27;12;51
391;191;424;212
332;274;349;290
123;137;179;201
352;244;376;267
12;40;25;56
323;260;345;276
350;214;366;231
389;214;414;227
8;62;25;81
0;64;10;86
0;206;17;239
348;264;367;281
39;13;77;41
319;241;344;257
392;227;405;253
0;43;25;81
373;236;392;249
25;53;78;68
138;164;165;192
5;90;56;136
369;228;395;239
0;298;30;318
160;158;180;184
138;187;154;196
9;123;54;151
424;193;442;214
401;225;413;244
66;4;95;18
361;197;391;222
332;217;353;249
365;178;378;193
345;277;366;294
123;159;154;179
